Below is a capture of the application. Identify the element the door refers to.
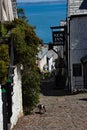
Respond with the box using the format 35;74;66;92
83;63;87;89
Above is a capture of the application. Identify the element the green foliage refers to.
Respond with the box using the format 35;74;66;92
43;72;51;79
0;18;42;114
0;60;8;83
0;44;10;65
0;23;7;37
17;8;27;21
11;19;41;65
22;71;40;114
11;19;42;114
0;45;10;83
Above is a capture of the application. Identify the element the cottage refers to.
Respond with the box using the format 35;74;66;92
67;0;87;91
47;49;57;72
37;45;58;73
37;45;48;72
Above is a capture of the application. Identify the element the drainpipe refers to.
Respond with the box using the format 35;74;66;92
66;0;71;92
67;17;72;92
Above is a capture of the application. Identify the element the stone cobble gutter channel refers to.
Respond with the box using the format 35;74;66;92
12;78;87;130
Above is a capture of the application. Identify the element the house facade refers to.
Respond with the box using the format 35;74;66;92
67;0;87;91
47;50;57;72
11;0;18;19
37;45;58;73
37;45;48;72
0;0;17;21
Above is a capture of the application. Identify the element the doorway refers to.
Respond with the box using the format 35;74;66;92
83;63;87;89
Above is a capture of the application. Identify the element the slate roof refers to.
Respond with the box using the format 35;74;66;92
38;46;48;59
38;45;58;61
79;0;87;9
68;0;87;16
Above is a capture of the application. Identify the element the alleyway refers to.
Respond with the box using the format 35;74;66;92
12;78;87;130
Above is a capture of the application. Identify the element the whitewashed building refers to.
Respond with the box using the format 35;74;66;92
11;0;18;19
37;45;58;73
47;50;57;72
67;0;87;90
37;45;48;72
10;66;23;129
0;0;23;130
0;0;17;21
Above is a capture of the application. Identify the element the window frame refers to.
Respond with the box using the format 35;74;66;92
73;63;82;77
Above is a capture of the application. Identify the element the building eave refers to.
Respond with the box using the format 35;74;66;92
68;14;87;19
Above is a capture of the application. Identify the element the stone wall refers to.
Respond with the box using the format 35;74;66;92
10;66;23;129
0;66;23;130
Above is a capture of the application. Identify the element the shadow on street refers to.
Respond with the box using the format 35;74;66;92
40;77;70;96
79;98;87;101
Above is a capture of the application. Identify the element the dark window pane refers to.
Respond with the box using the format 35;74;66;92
73;64;82;76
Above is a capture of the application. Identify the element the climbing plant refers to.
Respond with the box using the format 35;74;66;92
12;19;42;113
0;19;42;114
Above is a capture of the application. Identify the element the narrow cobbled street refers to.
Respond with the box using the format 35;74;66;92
12;78;87;130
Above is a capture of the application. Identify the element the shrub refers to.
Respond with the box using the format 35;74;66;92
22;71;40;114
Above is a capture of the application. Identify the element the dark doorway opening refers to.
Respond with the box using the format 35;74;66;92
83;63;87;89
81;55;87;89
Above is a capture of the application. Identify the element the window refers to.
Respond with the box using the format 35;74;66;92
73;64;82;76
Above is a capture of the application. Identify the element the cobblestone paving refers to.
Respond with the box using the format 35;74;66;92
12;79;87;130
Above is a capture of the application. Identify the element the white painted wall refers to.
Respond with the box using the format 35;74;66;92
0;85;3;130
10;66;23;129
48;57;53;72
39;55;47;72
0;0;14;21
0;66;23;130
69;16;87;90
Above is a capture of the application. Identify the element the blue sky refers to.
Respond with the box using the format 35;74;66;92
17;0;66;3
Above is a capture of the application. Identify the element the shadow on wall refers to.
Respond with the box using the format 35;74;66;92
79;0;87;9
